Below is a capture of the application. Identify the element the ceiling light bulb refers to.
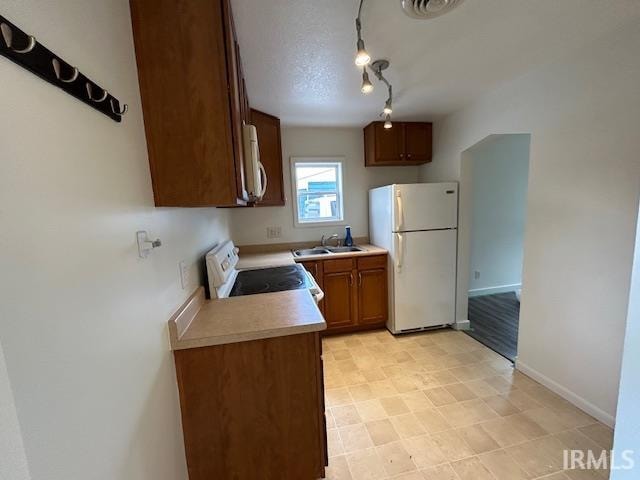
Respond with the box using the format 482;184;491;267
384;115;392;129
355;39;371;66
361;70;374;94
383;100;393;115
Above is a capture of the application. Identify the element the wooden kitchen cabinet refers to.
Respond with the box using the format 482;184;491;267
323;271;358;330
365;121;404;164
173;332;327;479
130;0;249;207
299;254;388;334
404;122;433;163
250;109;285;206
364;121;433;166
358;270;388;325
357;256;388;326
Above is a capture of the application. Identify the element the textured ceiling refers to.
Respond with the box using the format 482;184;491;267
231;0;640;126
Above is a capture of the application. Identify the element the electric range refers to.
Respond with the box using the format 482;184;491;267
205;240;323;302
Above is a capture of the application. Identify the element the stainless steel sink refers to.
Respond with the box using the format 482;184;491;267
293;245;365;257
327;246;364;253
292;247;331;257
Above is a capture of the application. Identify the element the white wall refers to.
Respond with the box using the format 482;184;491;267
230;127;420;245
611;201;640;479
0;341;30;480
0;1;231;479
467;134;530;295
422;20;640;424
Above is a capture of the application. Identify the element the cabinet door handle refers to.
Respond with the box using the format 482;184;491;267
399;153;404;158
314;263;318;277
407;153;412;159
349;273;354;286
358;272;362;286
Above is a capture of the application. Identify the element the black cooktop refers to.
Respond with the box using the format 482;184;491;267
229;264;313;297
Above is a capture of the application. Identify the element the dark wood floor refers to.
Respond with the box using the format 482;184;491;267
465;291;520;362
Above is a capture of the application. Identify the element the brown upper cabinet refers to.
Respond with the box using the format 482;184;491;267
250;109;285;207
130;0;248;207
364;121;433;166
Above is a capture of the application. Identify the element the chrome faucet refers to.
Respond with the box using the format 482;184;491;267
321;234;340;247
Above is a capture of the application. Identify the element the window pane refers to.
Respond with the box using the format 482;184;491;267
295;166;337;191
294;162;343;224
297;192;339;221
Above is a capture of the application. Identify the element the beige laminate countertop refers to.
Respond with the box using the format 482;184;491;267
169;287;325;350
168;244;387;351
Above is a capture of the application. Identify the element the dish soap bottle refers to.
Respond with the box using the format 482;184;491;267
344;226;354;247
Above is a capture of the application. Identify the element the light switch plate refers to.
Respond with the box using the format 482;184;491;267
266;226;282;239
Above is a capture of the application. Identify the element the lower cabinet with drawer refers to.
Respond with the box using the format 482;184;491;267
301;254;388;334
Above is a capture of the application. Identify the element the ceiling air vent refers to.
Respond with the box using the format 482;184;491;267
400;0;464;19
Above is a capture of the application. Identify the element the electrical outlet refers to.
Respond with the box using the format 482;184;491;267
179;261;189;289
266;226;282;239
474;271;480;280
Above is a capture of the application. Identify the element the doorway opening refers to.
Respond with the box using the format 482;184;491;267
458;134;531;361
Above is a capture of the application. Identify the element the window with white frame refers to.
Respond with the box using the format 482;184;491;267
291;158;344;227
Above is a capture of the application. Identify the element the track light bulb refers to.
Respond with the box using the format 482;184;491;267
361;70;373;94
355;39;371;66
384;114;392;129
383;100;393;115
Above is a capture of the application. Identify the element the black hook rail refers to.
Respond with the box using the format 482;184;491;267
0;14;127;123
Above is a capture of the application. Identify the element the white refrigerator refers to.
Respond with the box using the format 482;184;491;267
369;183;458;333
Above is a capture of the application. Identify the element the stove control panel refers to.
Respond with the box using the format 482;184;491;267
205;240;239;289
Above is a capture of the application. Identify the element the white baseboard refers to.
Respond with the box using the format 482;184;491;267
515;360;615;427
468;283;522;297
452;320;470;331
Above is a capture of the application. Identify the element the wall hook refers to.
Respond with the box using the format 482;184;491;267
86;82;108;102
110;98;128;116
136;231;162;258
52;58;78;83
0;22;36;53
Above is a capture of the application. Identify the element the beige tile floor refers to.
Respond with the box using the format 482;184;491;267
321;328;614;480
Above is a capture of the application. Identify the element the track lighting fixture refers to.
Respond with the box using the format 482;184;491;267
355;38;370;67
383;98;393;115
355;1;394;126
352;1;464;124
361;69;373;94
354;2;370;66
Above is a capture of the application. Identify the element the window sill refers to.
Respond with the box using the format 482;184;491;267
294;219;347;229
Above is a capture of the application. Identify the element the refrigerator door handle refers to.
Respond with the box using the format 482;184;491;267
396;232;404;272
395;190;404;231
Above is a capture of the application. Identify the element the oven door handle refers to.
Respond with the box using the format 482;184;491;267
305;270;324;303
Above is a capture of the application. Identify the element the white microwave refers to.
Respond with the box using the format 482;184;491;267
242;124;267;202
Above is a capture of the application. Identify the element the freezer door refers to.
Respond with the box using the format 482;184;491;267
391;229;456;332
393;183;458;232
